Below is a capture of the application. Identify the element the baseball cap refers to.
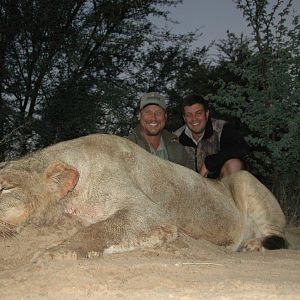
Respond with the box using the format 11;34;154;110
140;92;166;110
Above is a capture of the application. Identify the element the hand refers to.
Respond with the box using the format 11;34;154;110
199;163;209;178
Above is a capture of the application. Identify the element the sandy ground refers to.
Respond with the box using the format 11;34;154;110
0;225;300;300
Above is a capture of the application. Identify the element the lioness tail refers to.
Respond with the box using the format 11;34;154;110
262;235;288;250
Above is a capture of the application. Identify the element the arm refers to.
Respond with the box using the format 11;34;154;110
204;123;250;173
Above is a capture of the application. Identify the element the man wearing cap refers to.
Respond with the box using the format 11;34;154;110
128;92;194;169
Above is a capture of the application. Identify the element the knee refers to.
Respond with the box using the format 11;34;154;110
220;159;245;178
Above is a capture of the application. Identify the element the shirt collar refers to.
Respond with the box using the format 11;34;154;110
184;126;204;145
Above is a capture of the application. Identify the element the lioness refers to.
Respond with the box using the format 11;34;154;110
0;134;287;257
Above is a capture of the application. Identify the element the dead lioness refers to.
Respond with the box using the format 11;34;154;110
0;134;287;257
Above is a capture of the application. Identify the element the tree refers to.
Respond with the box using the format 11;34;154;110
211;0;300;224
124;29;210;132
0;0;182;157
0;0;24;159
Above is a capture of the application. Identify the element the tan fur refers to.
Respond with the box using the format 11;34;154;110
0;134;287;256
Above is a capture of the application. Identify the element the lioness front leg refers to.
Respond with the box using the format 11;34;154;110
65;208;130;258
40;208;177;260
37;209;128;261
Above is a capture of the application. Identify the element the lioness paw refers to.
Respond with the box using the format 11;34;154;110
87;251;101;259
240;235;288;252
240;238;264;252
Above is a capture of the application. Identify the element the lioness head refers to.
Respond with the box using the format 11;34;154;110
0;160;79;237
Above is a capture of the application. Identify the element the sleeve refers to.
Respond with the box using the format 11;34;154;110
168;141;196;171
204;123;250;172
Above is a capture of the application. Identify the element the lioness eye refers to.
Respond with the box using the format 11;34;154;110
0;185;15;195
1;188;14;194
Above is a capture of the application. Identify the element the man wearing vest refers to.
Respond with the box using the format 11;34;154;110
174;94;250;178
128;92;194;170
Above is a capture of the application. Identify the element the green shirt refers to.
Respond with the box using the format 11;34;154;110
149;137;169;160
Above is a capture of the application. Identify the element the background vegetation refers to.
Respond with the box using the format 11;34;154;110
1;0;299;224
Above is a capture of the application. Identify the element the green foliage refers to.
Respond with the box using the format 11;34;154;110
38;79;98;145
126;30;210;131
0;0;184;156
210;0;300;223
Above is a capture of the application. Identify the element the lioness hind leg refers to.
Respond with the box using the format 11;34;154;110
240;235;288;252
223;171;287;251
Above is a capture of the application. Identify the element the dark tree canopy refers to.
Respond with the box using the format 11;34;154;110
0;0;299;224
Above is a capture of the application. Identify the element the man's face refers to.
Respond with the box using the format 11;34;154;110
183;103;209;136
139;105;167;136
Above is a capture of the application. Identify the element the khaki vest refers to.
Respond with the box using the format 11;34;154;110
196;119;226;170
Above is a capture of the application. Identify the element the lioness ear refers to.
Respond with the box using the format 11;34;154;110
43;162;79;199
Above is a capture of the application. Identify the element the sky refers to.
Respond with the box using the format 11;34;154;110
158;0;300;58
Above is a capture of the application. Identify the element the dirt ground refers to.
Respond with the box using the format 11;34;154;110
0;225;299;300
